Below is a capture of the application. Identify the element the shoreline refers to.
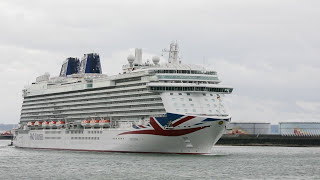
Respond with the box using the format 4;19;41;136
216;134;320;147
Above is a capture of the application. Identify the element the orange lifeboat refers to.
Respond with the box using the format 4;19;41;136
49;121;57;127
90;120;100;128
27;122;35;127
34;121;42;126
99;119;110;128
56;121;65;128
81;120;91;128
42;121;49;127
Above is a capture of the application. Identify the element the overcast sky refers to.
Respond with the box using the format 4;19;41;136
0;0;319;124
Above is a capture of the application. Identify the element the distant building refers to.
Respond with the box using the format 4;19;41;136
271;124;280;134
279;122;320;136
0;124;18;132
226;123;270;135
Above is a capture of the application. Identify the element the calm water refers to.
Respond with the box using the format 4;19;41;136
0;140;319;180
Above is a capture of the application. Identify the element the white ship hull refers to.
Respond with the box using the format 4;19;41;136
14;114;229;154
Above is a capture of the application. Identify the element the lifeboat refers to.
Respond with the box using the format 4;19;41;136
42;121;49;127
34;121;42;126
99;119;110;128
27;122;35;127
56;121;65;128
90;120;100;128
49;121;57;128
81;120;91;128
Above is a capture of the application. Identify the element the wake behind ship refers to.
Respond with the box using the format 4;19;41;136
13;42;233;154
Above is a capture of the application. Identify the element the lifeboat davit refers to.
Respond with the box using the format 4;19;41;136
27;122;35;127
81;120;91;128
99;119;110;128
56;121;65;128
90;120;100;128
42;121;49;127
49;121;57;128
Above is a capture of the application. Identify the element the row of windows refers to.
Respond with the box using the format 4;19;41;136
23;86;148;106
149;86;233;93
71;137;100;140
45;131;61;134
170;92;216;96
88;130;103;134
21;101;163;115
66;130;83;134
24;83;146;103
21;104;165;117
172;98;221;103
22;93;160;111
176;108;226;114
157;75;218;81
45;137;61;139
153;70;217;75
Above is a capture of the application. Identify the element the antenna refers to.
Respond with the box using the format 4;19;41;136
162;41;180;64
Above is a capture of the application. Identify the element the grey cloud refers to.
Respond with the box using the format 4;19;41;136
0;0;319;123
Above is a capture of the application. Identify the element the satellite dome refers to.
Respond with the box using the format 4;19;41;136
152;56;160;65
127;55;135;64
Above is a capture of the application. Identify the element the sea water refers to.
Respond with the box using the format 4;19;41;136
0;140;319;179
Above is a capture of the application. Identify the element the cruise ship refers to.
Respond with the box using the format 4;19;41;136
13;42;233;154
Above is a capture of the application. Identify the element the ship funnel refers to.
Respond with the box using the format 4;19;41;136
80;53;102;74
134;48;142;64
59;57;80;77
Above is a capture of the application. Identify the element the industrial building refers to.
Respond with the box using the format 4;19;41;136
279;122;320;136
226;123;270;135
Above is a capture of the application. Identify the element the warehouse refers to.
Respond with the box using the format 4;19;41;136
226;123;270;135
279;122;320;136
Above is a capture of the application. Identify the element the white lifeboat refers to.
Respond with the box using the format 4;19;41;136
56;121;65;128
99;119;110;128
49;121;57;128
42;121;49;127
81;120;91;128
34;121;42;126
90;120;100;128
27;122;35;127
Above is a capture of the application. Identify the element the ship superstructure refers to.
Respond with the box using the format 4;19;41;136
14;42;233;154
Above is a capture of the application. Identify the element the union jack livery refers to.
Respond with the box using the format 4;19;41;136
13;42;233;154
